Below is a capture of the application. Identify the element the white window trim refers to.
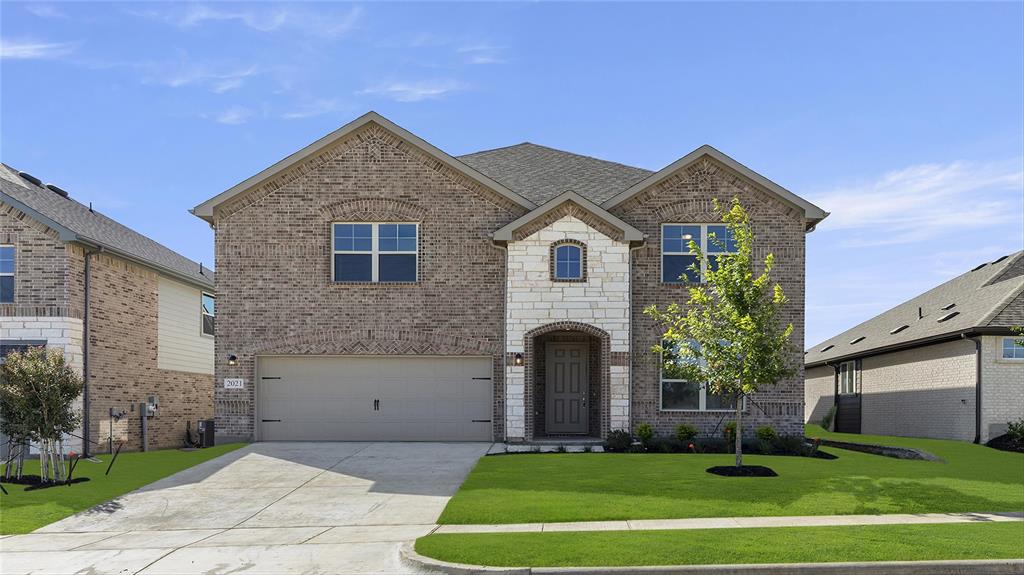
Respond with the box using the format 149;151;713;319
201;292;215;338
1000;336;1024;361
331;222;419;283
838;360;858;394
660;224;736;284
554;244;582;280
0;244;13;304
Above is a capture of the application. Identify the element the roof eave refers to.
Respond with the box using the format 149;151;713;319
191;111;536;222
804;326;1016;368
492;190;645;242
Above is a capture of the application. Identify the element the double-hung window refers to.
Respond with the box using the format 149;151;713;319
333;223;418;283
0;245;13;303
1001;337;1024;360
661;224;738;283
838;360;859;394
660;340;736;411
201;293;215;337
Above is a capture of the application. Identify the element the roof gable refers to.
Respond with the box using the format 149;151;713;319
602;145;829;230
493;191;644;243
192;112;536;222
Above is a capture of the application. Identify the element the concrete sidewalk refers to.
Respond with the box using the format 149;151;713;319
432;511;1024;534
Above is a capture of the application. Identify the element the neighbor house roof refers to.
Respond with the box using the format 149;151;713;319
458;143;653;206
805;251;1024;368
0;164;214;289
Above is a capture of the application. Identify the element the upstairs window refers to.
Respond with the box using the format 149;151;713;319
1002;337;1024;360
661;224;738;283
0;245;13;303
201;293;215;337
551;242;585;281
333;223;418;283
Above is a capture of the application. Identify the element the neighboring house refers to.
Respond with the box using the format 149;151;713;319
1;164;215;454
805;252;1024;443
192;111;828;444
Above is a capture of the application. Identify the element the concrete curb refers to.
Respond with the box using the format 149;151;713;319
401;544;1024;575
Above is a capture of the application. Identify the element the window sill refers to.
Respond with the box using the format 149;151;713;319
552;278;587;283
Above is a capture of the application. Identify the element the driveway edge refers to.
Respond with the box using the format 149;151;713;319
400;544;1024;575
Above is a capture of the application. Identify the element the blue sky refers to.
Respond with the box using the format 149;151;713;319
2;1;1022;346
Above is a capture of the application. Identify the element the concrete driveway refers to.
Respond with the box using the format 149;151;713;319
0;442;490;574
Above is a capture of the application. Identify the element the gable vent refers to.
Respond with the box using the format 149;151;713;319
940;303;956;311
820;344;834;352
45;184;69;198
890;325;909;335
17;171;42;187
937;311;960;322
849;336;865;345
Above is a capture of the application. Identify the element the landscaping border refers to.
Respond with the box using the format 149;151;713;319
817;439;942;461
401;544;1024;575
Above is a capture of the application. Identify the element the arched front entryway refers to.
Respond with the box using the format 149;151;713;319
523;322;611;441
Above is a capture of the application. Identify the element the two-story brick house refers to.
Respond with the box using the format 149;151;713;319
1;164;215;454
192;112;828;444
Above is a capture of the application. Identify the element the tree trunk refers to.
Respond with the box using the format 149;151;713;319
734;395;743;468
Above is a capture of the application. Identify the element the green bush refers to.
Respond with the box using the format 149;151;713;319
756;426;778;442
604;429;633;452
821;405;837;431
675;424;698;442
1007;418;1024;443
634;423;654;448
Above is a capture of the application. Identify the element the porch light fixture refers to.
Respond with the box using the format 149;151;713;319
514;353;523;366
227;354;238;366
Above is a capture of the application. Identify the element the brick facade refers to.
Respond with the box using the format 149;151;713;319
612;157;807;438
981;335;1024;441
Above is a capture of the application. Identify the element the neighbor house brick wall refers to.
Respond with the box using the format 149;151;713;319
804;365;835;424
980;335;1024;442
859;338;976;441
211;123;525;442
504;215;631;439
611;157;807;438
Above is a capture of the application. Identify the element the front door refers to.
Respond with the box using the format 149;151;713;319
545;343;589;434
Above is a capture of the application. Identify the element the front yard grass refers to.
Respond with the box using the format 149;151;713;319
437;425;1024;524
416;522;1024;567
0;443;244;534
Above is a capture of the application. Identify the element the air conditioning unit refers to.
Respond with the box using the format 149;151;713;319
197;419;215;448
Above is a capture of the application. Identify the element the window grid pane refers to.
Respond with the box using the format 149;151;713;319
333;224;418;283
0;246;13;274
555;245;582;279
1004;338;1024;359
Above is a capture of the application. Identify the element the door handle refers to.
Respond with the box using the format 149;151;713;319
373;399;380;411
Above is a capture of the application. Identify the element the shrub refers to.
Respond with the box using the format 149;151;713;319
675;424;698;442
1007;418;1024;443
634;423;654;449
821;405;837;431
604;429;633;452
723;421;737;451
555;444;567;453
755;426;778;442
774;434;809;456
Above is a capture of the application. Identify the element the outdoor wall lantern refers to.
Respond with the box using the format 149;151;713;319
227;354;238;366
514;353;523;366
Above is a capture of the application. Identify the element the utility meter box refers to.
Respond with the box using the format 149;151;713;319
145;395;159;417
197;419;215;448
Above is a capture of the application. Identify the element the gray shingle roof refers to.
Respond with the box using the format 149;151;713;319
458;143;652;205
0;164;213;288
805;251;1024;367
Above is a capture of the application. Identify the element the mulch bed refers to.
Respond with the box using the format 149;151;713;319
706;465;778;477
986;434;1024;454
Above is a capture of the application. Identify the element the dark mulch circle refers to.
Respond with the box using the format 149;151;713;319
706;465;778;477
1;475;91;490
986;434;1024;454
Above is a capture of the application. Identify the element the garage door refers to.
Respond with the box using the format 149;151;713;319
257;356;493;441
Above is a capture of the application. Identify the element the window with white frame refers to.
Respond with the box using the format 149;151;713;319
661;224;738;283
201;293;215;337
838;360;858;394
1002;337;1024;360
660;340;736;411
333;223;418;283
0;245;13;303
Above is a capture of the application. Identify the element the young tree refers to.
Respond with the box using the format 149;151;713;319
644;198;795;468
0;346;83;482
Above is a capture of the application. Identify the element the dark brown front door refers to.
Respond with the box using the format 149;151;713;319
545;343;589;434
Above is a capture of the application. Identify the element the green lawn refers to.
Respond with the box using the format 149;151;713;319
437;425;1024;524
0;443;244;534
416;522;1024;567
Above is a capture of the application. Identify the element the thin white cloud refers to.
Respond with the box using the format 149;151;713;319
24;4;67;19
808;159;1024;246
142;63;259;92
457;43;506;65
211;77;246;94
359;79;467;102
215;106;253;125
131;4;362;37
0;39;76;60
282;98;347;120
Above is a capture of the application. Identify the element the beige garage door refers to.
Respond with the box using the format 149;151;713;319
257;356;493;441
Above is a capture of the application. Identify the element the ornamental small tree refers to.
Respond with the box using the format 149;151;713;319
0;346;83;482
644;198;796;468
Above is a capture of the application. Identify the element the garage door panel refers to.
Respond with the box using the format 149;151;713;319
257;356;492;441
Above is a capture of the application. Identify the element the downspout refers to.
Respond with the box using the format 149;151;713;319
964;334;982;444
81;247;101;456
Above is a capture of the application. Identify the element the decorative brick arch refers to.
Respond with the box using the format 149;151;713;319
522;321;611;440
549;239;588;283
321;198;427;222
